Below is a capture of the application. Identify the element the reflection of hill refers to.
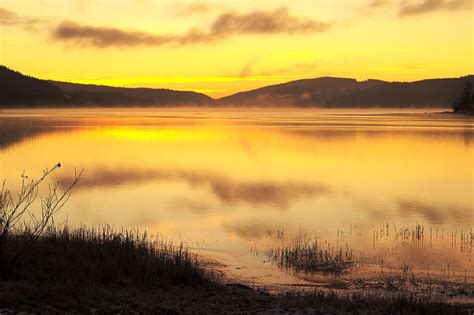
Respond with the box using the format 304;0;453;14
0;118;73;150
0;125;39;150
1;114;472;151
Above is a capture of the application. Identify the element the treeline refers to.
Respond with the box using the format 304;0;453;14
0;66;65;106
2;64;474;109
452;80;474;114
0;66;212;107
217;75;474;108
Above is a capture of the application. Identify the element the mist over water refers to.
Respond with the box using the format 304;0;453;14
1;108;473;282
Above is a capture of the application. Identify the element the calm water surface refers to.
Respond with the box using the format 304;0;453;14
1;108;473;284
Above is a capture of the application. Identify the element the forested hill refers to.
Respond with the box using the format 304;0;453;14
217;76;474;108
328;76;474;108
0;66;65;106
1;65;472;108
49;80;213;107
0;66;213;107
217;77;385;107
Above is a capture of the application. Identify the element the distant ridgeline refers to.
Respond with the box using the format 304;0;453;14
0;66;212;107
218;76;474;108
0;66;65;106
1;65;473;108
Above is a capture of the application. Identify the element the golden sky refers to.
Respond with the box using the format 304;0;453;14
0;0;473;97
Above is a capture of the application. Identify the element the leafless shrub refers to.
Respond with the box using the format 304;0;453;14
0;164;82;273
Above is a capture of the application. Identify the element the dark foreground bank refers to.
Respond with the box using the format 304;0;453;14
0;226;471;314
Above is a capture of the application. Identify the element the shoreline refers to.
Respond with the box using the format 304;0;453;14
200;252;474;305
1;225;472;314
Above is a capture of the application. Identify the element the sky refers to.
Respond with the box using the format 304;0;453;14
0;0;473;98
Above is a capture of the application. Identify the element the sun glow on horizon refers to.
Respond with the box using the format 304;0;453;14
0;0;472;97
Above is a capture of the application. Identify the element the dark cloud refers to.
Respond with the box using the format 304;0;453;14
210;7;330;35
399;0;471;16
51;7;331;48
0;7;47;30
52;21;202;48
56;168;331;209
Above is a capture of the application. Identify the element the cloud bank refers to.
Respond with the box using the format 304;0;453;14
52;7;331;48
0;7;47;30
399;0;472;16
2;1;471;49
53;21;212;48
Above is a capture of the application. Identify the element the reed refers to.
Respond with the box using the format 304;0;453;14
3;224;218;288
265;229;354;274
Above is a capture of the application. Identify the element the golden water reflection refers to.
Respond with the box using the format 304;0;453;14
0;109;473;283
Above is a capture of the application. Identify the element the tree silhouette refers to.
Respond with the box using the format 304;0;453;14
461;80;472;112
452;80;473;113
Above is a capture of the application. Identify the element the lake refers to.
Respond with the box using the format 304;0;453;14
1;108;473;286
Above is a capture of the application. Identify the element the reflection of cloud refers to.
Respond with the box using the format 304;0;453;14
51;7;331;48
397;198;467;224
57;168;331;208
399;0;471;16
209;179;327;208
357;198;390;220
223;221;267;240
172;198;214;213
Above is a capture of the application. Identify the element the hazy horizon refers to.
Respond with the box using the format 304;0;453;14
1;0;472;97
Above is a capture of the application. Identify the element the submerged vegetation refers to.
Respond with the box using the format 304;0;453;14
264;229;354;274
263;224;473;278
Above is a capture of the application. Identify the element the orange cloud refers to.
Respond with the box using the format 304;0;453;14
210;7;329;35
0;7;47;30
399;0;471;16
51;7;331;48
53;21;212;48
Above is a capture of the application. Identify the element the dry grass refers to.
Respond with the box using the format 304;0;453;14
0;225;470;314
3;225;217;288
